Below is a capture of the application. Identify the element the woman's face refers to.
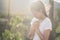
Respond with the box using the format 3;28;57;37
31;9;44;19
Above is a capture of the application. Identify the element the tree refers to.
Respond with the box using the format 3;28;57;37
49;0;55;40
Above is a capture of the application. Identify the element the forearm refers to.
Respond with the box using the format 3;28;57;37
36;29;44;40
37;29;44;40
28;21;40;40
28;27;36;39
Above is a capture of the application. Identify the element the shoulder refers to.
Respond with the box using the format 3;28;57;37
44;17;52;30
45;17;52;24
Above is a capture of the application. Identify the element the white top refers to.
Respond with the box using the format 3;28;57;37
30;17;52;40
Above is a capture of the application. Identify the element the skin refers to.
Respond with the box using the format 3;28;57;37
28;21;40;40
44;29;51;40
36;29;44;40
31;8;45;20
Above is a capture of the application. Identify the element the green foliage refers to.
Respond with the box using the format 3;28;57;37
2;29;24;40
55;36;60;40
14;32;23;40
2;30;14;40
55;22;60;40
2;16;31;40
55;23;60;33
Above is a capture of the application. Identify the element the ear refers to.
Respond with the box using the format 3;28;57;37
46;4;51;12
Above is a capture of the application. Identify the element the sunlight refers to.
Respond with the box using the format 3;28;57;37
6;0;50;16
55;0;60;3
9;0;29;15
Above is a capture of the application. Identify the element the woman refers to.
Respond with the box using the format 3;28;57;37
28;1;52;40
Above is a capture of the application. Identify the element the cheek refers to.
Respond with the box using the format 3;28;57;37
38;14;43;18
37;13;41;16
32;12;38;16
35;14;41;18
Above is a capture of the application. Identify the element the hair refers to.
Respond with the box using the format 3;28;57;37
30;1;48;17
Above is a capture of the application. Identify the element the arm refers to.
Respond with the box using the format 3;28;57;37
44;29;51;40
36;29;44;40
28;21;40;40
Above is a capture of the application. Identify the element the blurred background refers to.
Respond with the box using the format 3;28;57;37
0;0;60;40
